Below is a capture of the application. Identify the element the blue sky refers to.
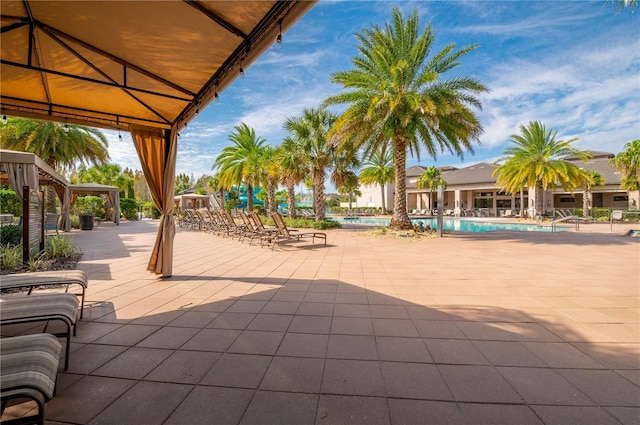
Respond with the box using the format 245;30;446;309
106;0;639;189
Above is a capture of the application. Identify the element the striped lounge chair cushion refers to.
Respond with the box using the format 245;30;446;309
0;333;62;399
0;293;79;324
0;270;87;291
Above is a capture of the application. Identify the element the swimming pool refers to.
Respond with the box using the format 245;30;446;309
335;217;568;233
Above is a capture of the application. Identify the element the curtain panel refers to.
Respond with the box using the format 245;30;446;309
130;125;177;277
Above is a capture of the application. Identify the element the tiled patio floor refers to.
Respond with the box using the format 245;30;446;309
2;219;639;424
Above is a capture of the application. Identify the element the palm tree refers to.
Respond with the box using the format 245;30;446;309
283;107;338;220
324;7;488;229
331;145;361;216
609;139;640;191
359;148;394;215
1;117;109;211
493;121;590;218
212;123;267;212
258;145;280;215
336;172;361;217
416;166;447;211
278;136;309;218
580;170;605;217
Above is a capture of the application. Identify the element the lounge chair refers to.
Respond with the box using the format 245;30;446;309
265;212;327;250
0;293;79;370
1;333;62;425
0;270;88;319
247;212;279;246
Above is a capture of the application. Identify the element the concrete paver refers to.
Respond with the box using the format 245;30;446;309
1;219;638;424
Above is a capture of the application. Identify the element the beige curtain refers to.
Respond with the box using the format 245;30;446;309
4;162;39;201
131;125;177;277
109;188;120;224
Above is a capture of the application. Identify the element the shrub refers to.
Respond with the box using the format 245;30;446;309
120;198;138;220
143;201;162;219
69;214;80;229
44;235;78;259
74;195;105;217
26;251;52;272
0;188;21;216
0;243;22;268
0;224;22;246
224;199;239;212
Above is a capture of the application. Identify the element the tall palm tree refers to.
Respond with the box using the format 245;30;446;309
359;148;394;214
212;123;266;212
493;121;590;218
1;117;109;211
336;172;361;217
283;107;337;220
324;7;488;229
580;170;605;217
416;166;447;211
258;145;280;215
609;139;640;191
278;136;309;218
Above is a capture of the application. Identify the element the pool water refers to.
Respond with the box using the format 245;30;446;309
335;217;568;233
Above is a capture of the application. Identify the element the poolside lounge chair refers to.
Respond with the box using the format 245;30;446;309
247;212;279;246
0;270;88;319
265;212;327;250
1;333;62;425
0;293;79;370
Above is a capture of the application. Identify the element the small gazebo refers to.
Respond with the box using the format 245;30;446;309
68;183;121;231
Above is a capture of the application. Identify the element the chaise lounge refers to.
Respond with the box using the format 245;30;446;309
0;333;62;425
265;212;327;250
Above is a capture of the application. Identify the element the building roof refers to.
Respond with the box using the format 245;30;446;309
441;162;499;186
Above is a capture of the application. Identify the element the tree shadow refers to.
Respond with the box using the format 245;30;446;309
3;274;637;425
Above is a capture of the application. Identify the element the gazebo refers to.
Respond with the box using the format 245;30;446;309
68;183;121;230
0;1;317;276
0;148;70;226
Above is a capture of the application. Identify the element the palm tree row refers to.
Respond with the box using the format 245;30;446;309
212;7;488;228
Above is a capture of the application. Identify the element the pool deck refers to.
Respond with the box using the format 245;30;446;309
2;218;639;424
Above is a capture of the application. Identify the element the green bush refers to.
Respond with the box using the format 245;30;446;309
120;198;138;220
224;199;239;212
0;188;21;216
0;224;22;246
69;214;80;229
0;243;22;268
264;216;341;230
74;195;105;217
143;201;161;219
44;235;79;259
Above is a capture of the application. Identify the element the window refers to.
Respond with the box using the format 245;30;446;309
559;197;575;203
496;199;512;208
474;192;493;197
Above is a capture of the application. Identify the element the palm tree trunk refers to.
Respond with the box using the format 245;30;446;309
313;169;325;220
583;188;591;217
268;180;277;214
287;182;296;218
247;184;254;212
380;184;386;215
390;139;411;229
535;181;544;219
45;186;57;213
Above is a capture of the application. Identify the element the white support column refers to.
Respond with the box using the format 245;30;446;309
454;190;462;216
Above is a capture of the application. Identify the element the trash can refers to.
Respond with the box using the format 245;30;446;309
80;213;94;230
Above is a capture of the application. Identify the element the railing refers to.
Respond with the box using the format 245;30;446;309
551;215;581;232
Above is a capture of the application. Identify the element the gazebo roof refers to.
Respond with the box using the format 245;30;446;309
0;148;68;188
0;1;316;132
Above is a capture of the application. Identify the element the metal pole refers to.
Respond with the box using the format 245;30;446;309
437;184;444;238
